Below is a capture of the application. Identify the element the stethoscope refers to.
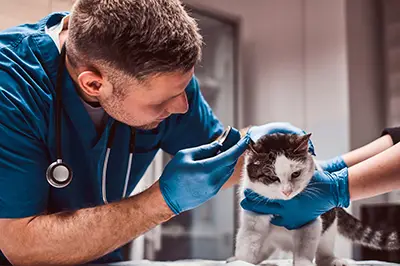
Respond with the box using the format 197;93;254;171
46;44;136;204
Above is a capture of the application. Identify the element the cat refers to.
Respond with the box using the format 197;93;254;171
233;133;400;266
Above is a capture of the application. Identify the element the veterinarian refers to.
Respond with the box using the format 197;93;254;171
242;127;400;230
0;0;309;265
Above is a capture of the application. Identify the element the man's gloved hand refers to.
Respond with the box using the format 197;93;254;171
240;168;350;230
248;122;315;155
159;127;250;215
318;156;347;173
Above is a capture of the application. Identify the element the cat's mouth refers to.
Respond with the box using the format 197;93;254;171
280;186;306;200
281;188;293;198
281;191;297;200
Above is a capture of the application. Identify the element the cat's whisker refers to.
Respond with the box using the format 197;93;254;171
303;188;324;197
302;188;324;199
306;186;325;193
308;182;328;185
245;191;266;201
302;191;318;200
304;186;324;191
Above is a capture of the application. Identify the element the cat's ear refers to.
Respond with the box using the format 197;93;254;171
293;133;312;154
248;139;259;155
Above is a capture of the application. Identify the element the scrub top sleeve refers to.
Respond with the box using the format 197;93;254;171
0;85;50;219
161;76;224;155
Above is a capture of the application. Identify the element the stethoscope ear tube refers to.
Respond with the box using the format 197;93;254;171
56;44;67;160
46;44;73;189
102;125;136;204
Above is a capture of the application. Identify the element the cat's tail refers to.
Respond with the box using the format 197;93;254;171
336;208;400;250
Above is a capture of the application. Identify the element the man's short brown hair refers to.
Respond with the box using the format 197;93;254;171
67;0;202;79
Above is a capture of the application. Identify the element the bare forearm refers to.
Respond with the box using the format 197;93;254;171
222;126;250;189
223;154;244;189
349;142;400;201
342;135;393;167
1;182;174;266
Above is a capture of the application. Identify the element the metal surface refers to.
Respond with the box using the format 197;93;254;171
217;126;232;146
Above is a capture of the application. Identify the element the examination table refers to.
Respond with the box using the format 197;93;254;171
89;259;399;265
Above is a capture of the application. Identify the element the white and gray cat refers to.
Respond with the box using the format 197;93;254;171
232;133;400;266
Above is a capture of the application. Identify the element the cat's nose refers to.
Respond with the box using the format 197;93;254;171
282;190;292;197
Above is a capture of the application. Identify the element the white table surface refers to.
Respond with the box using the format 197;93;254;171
88;259;399;266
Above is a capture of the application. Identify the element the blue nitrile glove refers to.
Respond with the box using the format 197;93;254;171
160;127;250;214
240;168;350;230
318;156;347;173
248;122;316;155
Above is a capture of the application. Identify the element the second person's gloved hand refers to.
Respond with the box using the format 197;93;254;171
248;122;316;155
318;156;347;173
240;168;350;230
159;127;249;215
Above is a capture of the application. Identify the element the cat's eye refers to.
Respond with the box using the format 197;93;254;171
291;170;301;179
268;175;280;182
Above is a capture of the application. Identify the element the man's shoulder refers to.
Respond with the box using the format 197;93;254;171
0;13;65;141
0;12;65;77
0;12;67;50
0;64;52;140
0;13;64;104
0;41;55;114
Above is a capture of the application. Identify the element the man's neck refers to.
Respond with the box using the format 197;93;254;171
59;23;100;106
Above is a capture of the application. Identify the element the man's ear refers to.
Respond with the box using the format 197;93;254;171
77;71;103;98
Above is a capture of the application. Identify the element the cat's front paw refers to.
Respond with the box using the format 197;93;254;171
293;259;314;266
330;258;349;266
294;263;314;266
234;231;266;264
316;257;349;266
226;256;237;263
235;248;259;264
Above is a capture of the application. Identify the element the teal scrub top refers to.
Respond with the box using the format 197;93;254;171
0;12;223;264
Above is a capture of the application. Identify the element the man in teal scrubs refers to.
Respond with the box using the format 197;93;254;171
0;0;304;264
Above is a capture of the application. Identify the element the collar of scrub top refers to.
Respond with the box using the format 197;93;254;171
50;43;137;204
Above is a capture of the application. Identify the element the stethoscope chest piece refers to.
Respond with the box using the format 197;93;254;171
46;160;73;188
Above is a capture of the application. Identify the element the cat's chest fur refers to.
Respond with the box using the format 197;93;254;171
268;223;298;251
241;210;321;252
247;212;323;251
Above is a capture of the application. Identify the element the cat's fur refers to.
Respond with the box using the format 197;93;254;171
233;133;400;266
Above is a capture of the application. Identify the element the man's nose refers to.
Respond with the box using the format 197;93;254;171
166;92;188;114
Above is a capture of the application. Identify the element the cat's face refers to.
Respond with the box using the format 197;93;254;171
243;133;315;200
